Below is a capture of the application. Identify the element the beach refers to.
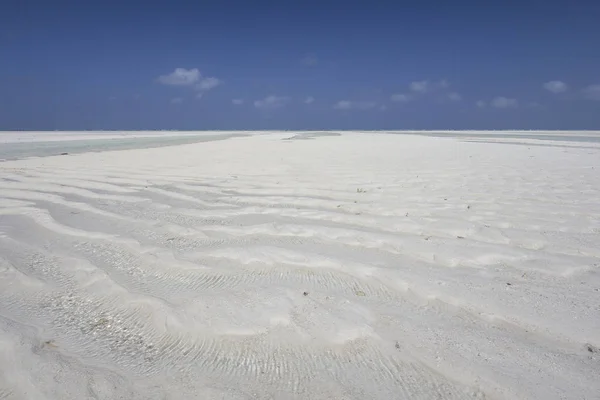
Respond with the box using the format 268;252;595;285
0;131;599;399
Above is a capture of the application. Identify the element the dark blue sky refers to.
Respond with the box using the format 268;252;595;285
1;0;599;130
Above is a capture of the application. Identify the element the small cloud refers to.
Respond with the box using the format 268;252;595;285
333;101;352;109
301;54;318;66
410;80;430;93
333;100;377;110
476;100;486;108
583;84;600;101
232;99;244;105
380;105;388;111
390;93;411;102
408;79;449;94
196;77;221;91
254;95;291;109
526;101;544;109
170;97;183;104
196;92;203;99
543;80;568;93
304;96;315;104
491;96;518;108
448;92;462;102
158;68;200;86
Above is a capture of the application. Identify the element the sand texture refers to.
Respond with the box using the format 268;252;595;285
0;131;599;399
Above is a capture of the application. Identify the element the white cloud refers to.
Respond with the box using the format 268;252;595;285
301;54;318;66
543;80;568;93
379;105;388;111
196;92;203;99
390;93;411;102
448;92;462;102
232;99;244;105
333;100;377;110
254;95;291;109
157;68;221;97
583;84;600;101
158;68;200;86
196;77;221;91
407;79;450;95
304;96;315;104
476;100;486;108
410;80;430;93
170;97;183;104
491;97;518;108
333;101;352;109
526;101;543;109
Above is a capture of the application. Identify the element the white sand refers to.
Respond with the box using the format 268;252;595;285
0;131;599;400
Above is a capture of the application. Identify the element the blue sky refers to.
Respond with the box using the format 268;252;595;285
1;0;599;130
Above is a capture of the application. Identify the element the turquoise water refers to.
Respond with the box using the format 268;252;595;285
399;132;600;143
0;134;243;161
3;131;599;162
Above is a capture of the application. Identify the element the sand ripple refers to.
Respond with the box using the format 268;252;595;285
1;132;599;399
